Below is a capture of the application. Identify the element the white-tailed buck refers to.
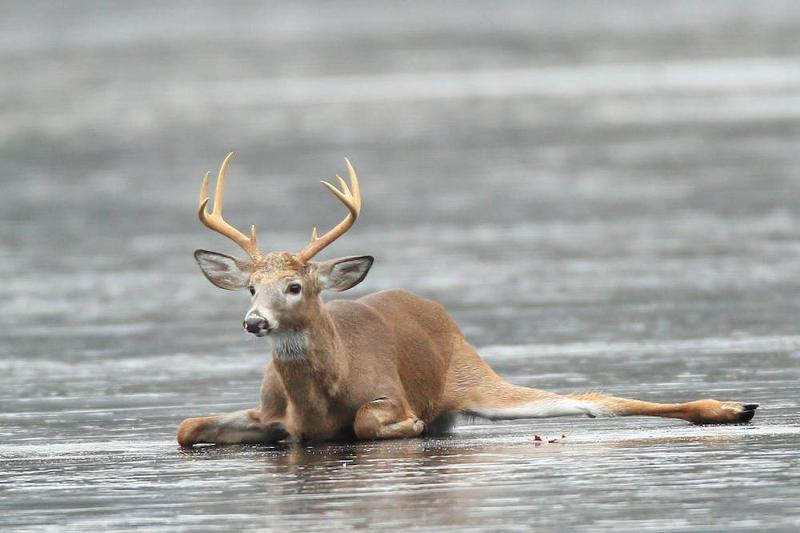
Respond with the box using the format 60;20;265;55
177;153;758;447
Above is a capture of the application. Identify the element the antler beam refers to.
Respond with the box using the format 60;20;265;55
296;158;361;263
198;152;261;259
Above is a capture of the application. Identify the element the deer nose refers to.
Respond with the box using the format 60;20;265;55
243;314;268;334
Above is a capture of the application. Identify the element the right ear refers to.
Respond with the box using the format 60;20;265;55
194;250;253;290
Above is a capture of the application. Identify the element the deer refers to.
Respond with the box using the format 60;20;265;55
176;153;758;447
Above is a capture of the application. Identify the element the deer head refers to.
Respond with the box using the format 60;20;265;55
194;153;373;337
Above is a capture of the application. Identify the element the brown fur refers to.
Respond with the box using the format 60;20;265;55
177;288;758;447
178;156;757;447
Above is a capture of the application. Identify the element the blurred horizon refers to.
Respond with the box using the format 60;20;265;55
2;1;800;531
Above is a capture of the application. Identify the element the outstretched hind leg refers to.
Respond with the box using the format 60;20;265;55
447;339;758;425
462;384;758;424
353;397;425;440
566;392;759;424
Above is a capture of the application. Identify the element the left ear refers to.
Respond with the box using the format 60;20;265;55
315;255;374;292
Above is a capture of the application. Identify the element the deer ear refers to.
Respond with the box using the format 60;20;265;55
315;255;374;292
194;250;253;290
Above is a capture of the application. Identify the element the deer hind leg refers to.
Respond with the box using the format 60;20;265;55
462;382;607;420
566;392;759;424
353;397;426;440
447;343;609;420
177;408;289;448
449;342;757;424
462;382;758;425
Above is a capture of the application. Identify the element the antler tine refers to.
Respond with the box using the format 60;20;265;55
345;158;361;211
197;152;260;259
296;158;362;263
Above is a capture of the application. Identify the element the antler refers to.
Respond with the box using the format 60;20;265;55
198;152;261;259
296;158;362;263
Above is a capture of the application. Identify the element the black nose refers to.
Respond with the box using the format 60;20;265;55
243;314;268;334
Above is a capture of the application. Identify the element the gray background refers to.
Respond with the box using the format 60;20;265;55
1;1;799;531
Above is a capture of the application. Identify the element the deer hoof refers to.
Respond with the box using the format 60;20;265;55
687;400;759;425
738;403;759;423
411;416;425;434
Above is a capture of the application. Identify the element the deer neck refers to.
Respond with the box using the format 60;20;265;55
270;302;348;404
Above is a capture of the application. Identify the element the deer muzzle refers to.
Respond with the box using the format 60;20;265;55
243;313;270;336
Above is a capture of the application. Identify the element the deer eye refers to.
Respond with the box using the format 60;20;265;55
248;286;255;296
287;283;302;295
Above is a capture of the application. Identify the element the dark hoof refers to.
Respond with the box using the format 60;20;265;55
738;403;758;423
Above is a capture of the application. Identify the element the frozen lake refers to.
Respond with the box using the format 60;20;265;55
2;1;799;530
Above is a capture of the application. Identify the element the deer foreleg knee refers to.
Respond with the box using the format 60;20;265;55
177;416;216;448
354;397;425;440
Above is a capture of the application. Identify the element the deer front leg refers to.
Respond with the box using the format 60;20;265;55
177;408;289;447
353;397;425;440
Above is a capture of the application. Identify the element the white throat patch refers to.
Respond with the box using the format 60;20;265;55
270;331;308;361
